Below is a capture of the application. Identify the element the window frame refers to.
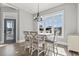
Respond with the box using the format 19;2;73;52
38;10;64;38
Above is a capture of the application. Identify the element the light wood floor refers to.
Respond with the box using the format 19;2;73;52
0;42;79;56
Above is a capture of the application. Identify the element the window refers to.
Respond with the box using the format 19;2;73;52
38;11;64;36
7;21;13;28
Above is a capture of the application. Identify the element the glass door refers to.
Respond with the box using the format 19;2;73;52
4;19;16;43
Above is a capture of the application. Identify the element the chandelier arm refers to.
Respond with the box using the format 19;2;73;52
37;3;39;17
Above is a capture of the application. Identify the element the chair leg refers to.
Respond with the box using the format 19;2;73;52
31;49;33;56
29;48;31;55
55;47;58;56
31;48;36;56
53;44;55;56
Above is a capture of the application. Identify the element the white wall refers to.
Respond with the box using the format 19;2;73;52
64;4;77;45
0;5;20;43
19;9;33;42
33;3;77;45
0;12;18;43
77;4;79;33
0;6;33;43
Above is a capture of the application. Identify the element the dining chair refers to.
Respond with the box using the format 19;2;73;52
45;31;58;56
52;31;58;56
37;35;48;56
30;31;38;55
23;31;32;54
30;31;47;56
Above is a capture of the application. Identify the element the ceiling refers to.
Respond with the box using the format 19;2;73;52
9;3;63;14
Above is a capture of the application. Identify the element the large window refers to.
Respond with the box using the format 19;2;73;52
38;11;64;36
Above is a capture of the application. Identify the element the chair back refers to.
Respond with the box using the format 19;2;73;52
30;31;38;43
23;31;30;41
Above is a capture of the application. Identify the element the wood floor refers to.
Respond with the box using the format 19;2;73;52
0;42;79;56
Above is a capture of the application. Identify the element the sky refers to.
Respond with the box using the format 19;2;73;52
39;12;63;28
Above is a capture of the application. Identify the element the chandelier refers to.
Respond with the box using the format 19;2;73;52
33;3;42;22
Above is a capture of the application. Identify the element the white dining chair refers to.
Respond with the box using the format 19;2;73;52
37;35;48;56
23;31;32;54
30;31;38;56
45;32;58;56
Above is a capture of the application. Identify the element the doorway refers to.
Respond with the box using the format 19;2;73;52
4;19;16;43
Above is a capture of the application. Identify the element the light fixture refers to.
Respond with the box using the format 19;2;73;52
33;3;42;22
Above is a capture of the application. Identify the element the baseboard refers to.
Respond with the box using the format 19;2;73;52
18;39;25;43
